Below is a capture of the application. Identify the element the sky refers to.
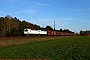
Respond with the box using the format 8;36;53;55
0;0;90;33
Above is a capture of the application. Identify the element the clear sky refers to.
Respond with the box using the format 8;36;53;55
0;0;90;33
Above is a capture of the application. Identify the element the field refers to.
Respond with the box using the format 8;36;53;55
0;36;90;60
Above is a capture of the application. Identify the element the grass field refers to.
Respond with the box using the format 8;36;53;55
0;36;90;60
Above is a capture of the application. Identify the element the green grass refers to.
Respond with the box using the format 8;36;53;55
0;36;90;60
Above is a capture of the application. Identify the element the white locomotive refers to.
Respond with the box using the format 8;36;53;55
24;28;47;35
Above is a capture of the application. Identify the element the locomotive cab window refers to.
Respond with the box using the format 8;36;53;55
24;29;28;31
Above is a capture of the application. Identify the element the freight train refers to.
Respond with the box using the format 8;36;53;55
24;28;75;36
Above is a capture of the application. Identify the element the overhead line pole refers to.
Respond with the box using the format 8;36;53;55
54;20;56;36
54;20;55;31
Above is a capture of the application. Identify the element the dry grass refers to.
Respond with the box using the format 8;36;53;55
0;36;63;47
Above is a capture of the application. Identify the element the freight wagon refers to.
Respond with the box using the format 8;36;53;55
47;30;75;36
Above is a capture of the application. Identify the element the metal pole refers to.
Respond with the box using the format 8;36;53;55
54;20;55;31
54;20;56;35
54;20;56;39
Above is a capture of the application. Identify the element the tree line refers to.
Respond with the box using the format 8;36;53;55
0;15;75;37
80;30;90;36
0;15;42;36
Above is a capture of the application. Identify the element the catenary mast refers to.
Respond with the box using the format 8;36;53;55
54;20;55;31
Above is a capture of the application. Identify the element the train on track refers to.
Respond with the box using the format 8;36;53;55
24;28;75;36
